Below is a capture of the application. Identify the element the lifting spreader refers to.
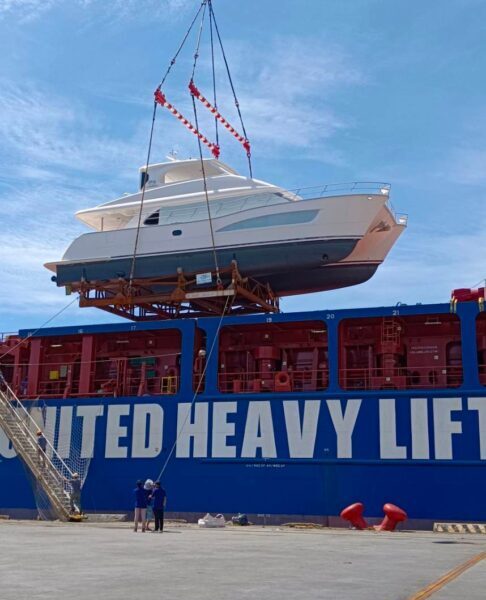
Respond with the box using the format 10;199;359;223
72;260;280;321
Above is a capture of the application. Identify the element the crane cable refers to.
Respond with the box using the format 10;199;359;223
128;0;208;287
208;0;252;178
156;294;230;481
209;4;219;148
190;2;222;285
129;0;248;289
0;296;78;365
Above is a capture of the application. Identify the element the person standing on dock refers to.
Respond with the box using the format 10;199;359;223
36;430;47;468
144;479;154;531
133;480;148;532
152;481;167;533
68;473;82;514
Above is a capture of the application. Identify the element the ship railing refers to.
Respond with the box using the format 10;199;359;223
27;374;181;399
218;369;329;394
339;365;463;391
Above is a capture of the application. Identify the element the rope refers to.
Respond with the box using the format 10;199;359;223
157;0;207;90
128;100;158;285
156;294;230;481
0;296;78;364
190;1;207;81
129;0;208;285
189;3;221;285
208;0;252;178
470;278;486;289
192;125;221;274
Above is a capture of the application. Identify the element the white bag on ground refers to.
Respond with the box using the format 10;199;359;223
198;513;226;528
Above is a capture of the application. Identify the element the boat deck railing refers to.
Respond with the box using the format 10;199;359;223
289;181;391;199
288;181;408;226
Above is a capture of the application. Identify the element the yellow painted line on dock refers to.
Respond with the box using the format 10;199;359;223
409;551;486;599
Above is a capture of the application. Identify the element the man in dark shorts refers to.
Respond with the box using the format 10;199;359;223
36;430;47;468
151;481;167;533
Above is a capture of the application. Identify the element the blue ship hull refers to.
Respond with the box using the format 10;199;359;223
1;392;485;521
2;300;485;523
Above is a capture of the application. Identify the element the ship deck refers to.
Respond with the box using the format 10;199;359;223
0;519;484;599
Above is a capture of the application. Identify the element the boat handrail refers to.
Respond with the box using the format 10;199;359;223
286;182;408;226
288;181;391;199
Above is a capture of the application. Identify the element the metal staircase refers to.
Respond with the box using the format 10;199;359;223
0;381;74;521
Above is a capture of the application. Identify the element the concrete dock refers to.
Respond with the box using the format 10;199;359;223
0;520;484;599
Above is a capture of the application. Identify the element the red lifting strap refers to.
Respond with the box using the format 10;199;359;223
154;89;220;159
189;80;251;156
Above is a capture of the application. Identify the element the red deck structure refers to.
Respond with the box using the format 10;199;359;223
1;309;485;400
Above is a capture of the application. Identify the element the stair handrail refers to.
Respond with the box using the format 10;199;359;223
0;380;75;483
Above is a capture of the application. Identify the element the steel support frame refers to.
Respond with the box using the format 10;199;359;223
71;260;280;321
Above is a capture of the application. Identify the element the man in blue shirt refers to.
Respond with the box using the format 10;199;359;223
133;480;148;532
151;481;167;533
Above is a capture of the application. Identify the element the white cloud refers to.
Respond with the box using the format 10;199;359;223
234;39;361;149
0;80;146;177
149;37;364;165
0;0;57;20
0;0;192;22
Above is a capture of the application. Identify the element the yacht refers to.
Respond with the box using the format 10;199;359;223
45;158;406;296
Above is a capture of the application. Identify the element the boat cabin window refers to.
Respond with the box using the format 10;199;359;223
140;171;149;190
477;313;486;386
142;193;289;228
218;321;328;394
217;210;318;232
144;211;159;226
339;314;462;391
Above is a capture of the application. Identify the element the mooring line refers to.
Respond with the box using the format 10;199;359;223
408;550;486;599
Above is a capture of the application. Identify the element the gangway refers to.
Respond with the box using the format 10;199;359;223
0;381;75;521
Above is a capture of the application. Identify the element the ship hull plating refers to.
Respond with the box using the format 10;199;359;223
55;238;361;295
1;393;485;521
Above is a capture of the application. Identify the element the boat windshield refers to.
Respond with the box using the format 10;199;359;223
143;192;290;226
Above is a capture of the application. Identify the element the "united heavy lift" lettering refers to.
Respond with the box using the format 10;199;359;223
0;398;485;461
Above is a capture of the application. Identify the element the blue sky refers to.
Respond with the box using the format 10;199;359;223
0;0;485;332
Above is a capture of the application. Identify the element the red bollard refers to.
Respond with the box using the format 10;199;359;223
340;502;368;530
376;503;407;531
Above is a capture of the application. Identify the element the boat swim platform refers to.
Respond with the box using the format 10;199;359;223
69;260;280;321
